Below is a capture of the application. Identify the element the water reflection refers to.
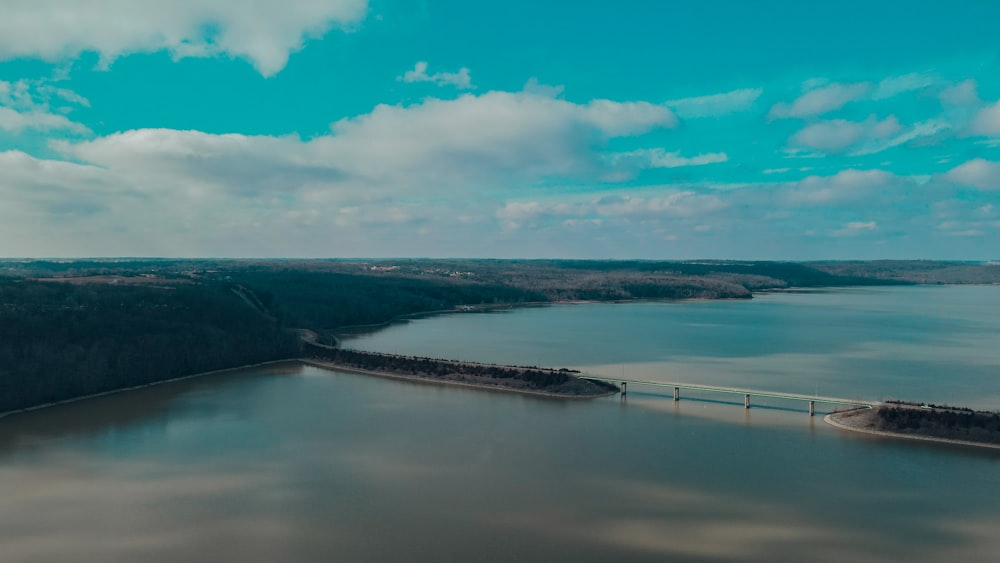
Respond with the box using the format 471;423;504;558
0;362;303;458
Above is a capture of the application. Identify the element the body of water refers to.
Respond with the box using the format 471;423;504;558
2;286;999;561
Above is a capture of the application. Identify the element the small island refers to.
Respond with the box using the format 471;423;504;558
302;342;619;398
826;401;1000;449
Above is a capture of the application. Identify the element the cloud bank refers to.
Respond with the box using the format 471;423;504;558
0;0;369;76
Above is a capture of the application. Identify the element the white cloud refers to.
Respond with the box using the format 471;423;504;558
522;78;564;98
56;92;679;196
946;159;1000;191
769;82;870;119
496;191;727;230
665;88;762;119
399;61;474;89
970;100;1000;136
0;79;90;134
939;79;979;107
790;119;866;153
785;169;898;206
789;115;949;156
0;150;127;232
3;90;683;255
872;73;935;100
832;221;878;237
0;107;89;134
853;119;950;155
0;0;368;76
647;150;728;168
612;148;728;170
577;99;678;135
790;115;900;153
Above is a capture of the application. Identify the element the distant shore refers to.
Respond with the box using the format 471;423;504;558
331;296;747;341
825;408;1000;451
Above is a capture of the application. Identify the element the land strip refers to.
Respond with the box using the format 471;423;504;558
302;343;619;398
826;407;1000;450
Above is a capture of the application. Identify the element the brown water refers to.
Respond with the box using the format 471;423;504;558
2;286;999;562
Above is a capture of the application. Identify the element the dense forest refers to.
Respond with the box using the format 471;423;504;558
226;268;546;330
873;403;1000;445
0;278;299;413
2;258;998;413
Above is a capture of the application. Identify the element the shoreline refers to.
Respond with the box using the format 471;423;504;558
0;355;617;421
824;409;1000;451
331;295;752;336
300;359;619;400
0;358;302;421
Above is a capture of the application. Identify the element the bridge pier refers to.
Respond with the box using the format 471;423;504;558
809;400;815;417
744;394;750;409
673;387;680;401
621;382;627;396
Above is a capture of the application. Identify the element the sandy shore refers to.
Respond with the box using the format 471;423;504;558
825;408;1000;451
301;359;618;400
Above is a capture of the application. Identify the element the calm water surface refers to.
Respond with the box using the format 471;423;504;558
2;286;999;562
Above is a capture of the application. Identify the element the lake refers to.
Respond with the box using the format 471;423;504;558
2;286;999;562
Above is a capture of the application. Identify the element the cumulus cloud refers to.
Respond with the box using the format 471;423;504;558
55;92;679;197
769;82;870;119
784;169;899;206
665;88;762;119
0;0;368;76
970;100;1000;136
0;90;684;255
939;79;979;107
790;119;873;153
313;92;678;185
399;61;473;89
946;159;1000;190
58;129;343;198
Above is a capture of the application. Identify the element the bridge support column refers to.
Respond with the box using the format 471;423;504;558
744;394;751;409
621;382;627;396
673;387;680;401
809;401;815;417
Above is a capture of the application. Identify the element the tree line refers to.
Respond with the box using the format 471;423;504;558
0;279;299;413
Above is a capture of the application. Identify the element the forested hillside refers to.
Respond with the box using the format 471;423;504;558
0;279;298;413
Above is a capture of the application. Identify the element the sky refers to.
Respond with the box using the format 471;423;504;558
1;0;999;260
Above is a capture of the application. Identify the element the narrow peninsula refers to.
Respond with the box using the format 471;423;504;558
303;343;618;398
827;402;1000;450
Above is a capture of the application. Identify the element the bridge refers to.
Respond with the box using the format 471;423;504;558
577;375;877;416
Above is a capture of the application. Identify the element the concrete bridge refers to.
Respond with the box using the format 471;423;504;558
578;376;877;416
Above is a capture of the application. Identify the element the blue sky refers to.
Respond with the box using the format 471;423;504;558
1;0;999;259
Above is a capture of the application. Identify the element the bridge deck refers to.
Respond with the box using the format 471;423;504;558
578;376;876;408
